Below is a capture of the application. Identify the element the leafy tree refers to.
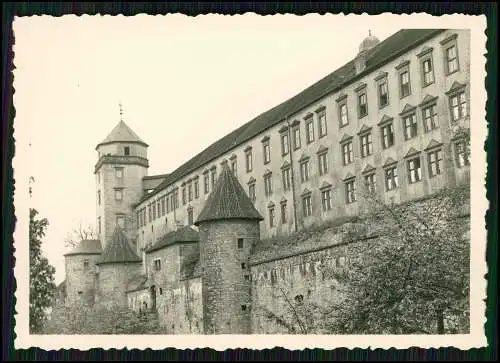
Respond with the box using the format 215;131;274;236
322;184;471;334
42;302;166;334
29;208;56;333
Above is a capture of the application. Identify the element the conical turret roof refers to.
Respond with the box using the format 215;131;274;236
194;163;264;226
96;120;148;149
96;226;142;265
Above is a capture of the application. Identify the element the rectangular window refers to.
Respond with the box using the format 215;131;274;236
148;205;151;223
318;152;328;176
154;259;161;271
358;92;368;118
116;215;125;229
407;157;422;184
166;196;170;214
282;168;291;191
263;142;271;164
194;179;199;199
188;182;193;202
300;160;310;182
400;71;411;98
269;207;275;228
318;112;327;138
231;159;237;175
245;150;253;172
115;188;123;201
321;189;332;212
385;166;399;191
281;133;289;156
280;202;287;224
428;149;443;177
450;91;467;122
211;169;217;189
124;146;130;156
302;195;312;217
364;173;376;193
152;201;157;219
381;123;395;149
446;45;459;74
115;167;123;179
157;200;160;218
182;185;186;205
293;127;301;150
237;238;244;249
423;104;438;132
339;103;349;127
422;58;435;86
403;114;418;140
83;259;89;269
98;217;101;234
97;190;101;205
188;208;194;226
360;133;373;158
161;197;165;216
455;140;470;168
204;173;210;194
345;180;356;204
342;142;353;165
264;174;273;197
248;183;256;202
378;81;389;108
306;118;315;143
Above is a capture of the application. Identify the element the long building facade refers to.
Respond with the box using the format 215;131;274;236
94;28;469;255
65;28;471;333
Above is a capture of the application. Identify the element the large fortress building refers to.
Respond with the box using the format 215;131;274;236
64;29;471;334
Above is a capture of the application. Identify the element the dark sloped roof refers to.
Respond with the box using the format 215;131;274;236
96;120;148;149
142;29;445;202
195;163;264;225
145;226;199;253
64;239;102;256
96;227;142;265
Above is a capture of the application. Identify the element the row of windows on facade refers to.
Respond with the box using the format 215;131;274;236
129;36;463;229
264;139;469;228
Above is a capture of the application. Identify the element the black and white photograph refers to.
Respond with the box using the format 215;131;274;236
12;12;487;350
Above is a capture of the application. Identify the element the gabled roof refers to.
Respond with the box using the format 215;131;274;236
194;163;264;225
424;139;443;151
378;114;394;125
96;120;148;149
145;226;199;253
140;29;446;203
383;157;397;167
64;239;102;256
96;227;142;265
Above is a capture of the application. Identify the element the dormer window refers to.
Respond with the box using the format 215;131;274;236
124;146;130;156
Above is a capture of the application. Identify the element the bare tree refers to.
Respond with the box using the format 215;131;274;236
64;222;99;248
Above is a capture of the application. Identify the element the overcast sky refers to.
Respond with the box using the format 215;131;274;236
13;14;435;284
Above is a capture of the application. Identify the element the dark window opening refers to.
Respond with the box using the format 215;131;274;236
294;294;304;303
78;291;83;295
244;275;250;281
241;305;247;311
241;263;246;269
237;238;244;249
124;146;130;156
159;288;163;295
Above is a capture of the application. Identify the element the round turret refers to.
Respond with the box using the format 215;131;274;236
358;31;380;54
63;239;102;306
195;163;264;334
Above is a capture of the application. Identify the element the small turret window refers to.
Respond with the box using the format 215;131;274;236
241;304;247;311
124;146;130;156
115;167;124;179
83;259;89;269
237;238;244;249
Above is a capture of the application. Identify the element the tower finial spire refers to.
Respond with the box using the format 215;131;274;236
119;101;124;122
